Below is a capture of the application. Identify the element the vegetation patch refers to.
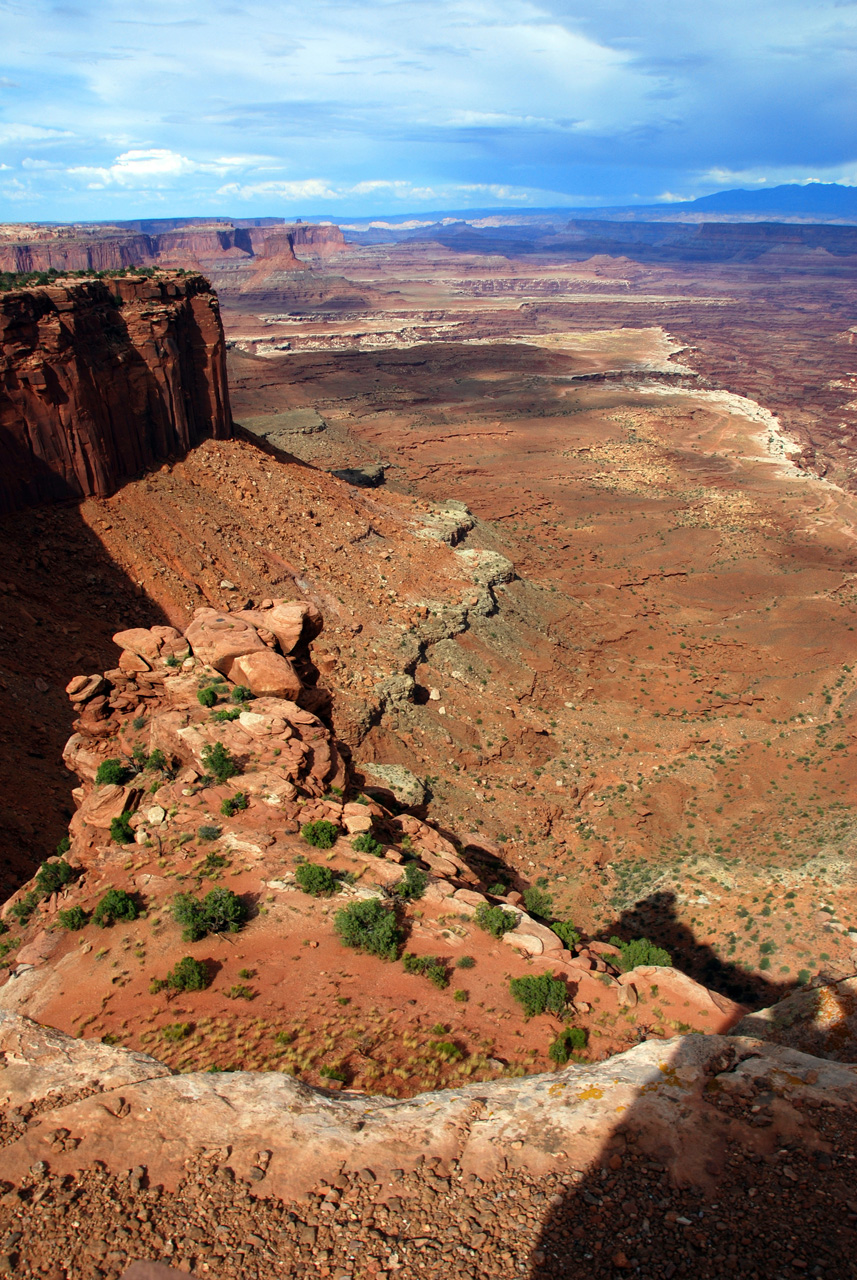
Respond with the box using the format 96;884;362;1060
334;899;402;960
509;973;568;1018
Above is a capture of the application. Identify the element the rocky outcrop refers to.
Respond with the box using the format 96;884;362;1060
730;975;857;1059
0;274;232;513
1;1010;854;1200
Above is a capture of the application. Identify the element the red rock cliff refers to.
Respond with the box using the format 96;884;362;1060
0;273;232;514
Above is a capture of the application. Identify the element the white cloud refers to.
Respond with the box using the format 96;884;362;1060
68;148;256;188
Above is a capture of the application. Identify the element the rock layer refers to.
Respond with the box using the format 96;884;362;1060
0;274;231;513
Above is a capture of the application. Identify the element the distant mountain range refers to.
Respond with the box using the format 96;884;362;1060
339;184;857;233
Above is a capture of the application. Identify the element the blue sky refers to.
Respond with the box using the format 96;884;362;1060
0;0;855;221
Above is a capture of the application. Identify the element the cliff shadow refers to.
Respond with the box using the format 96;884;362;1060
0;486;172;897
605;890;792;1007
525;1030;857;1280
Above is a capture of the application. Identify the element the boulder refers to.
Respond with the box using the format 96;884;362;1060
504;918;565;957
76;784;141;830
66;674;106;705
184;609;266;673
230;650;303;700
234;600;323;655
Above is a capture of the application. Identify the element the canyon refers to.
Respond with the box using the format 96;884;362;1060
1;217;857;1278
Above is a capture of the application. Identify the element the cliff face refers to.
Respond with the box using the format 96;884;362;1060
0;221;347;273
0;273;232;514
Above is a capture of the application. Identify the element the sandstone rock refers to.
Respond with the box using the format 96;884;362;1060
504;918;565;957
118;649;150;674
234;599;323;654
1;1010;854;1201
623;966;746;1033
76;784;141;830
66;674;106;705
343;810;373;834
185;609;266;673
229;649;303;700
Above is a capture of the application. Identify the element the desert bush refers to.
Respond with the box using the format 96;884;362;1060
301;819;340;849
10;891;40;924
394;861;428;901
93;887;138;927
454;988;468;1002
610;936;672;971
230;685;253;703
220;791;249;817
548;1026;587;1064
161;1022;192;1042
474;903;517;938
402;951;449;988
456;954;476;969
523;885;553;918
173;887;247;941
320;1065;347;1082
488;882;508;897
295;862;338;897
509;973;568;1018
334;899;402;960
95;758;129;786
197;686;218;708
551;920;581;949
56;836;71;856
197;824;221;842
352;832;383;856
36;858;73;895
110;812;135;845
58;905;89;931
166;955;210;991
212;708;242;723
202;741;239;783
226;983;256;1000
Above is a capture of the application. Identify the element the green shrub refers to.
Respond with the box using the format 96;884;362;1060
211;707;242;723
36;858;73;895
56;835;71;856
430;1039;463;1062
509;974;568;1018
334;899;402;960
93;887;138;927
301;819;340;849
610;936;672;972
197;686;218;708
295;862;338;897
173;887;247;941
230;685;253;703
109;812;135;845
454;988;468;1002
402;952;449;988
95;758;129;786
58;905;89;931
166;955;210;991
320;1065;347;1082
548;1026;587;1064
352;832;383;856
161;1022;192;1042
10;891;40;924
475;903;517;938
394;862;428;901
220;791;249;817
226;983;256;1000
146;748;167;772
197;824;221;842
456;954;476;969
551;921;581;949
202;741;239;783
523;886;553;919
797;969;811;985
488;882;508;897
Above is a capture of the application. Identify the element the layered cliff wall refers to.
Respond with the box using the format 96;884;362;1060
0;273;232;514
0;221;347;273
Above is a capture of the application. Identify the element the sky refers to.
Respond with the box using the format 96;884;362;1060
0;0;855;221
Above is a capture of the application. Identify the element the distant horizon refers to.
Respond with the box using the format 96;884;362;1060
4;182;857;232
